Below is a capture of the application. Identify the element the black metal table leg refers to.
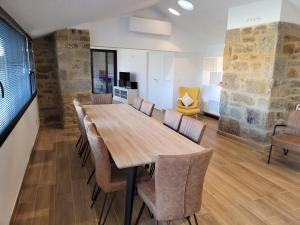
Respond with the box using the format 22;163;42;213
124;166;137;225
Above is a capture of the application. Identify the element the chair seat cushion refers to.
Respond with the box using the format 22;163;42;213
272;134;300;152
137;179;157;216
176;107;200;116
177;104;199;110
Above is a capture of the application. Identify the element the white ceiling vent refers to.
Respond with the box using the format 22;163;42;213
129;16;172;36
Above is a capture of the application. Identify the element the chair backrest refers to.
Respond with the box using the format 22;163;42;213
74;103;87;140
178;87;200;103
155;149;213;221
91;93;113;104
285;110;300;136
83;115;92;131
73;98;81;127
83;115;94;164
73;98;80;106
178;116;206;144
163;109;183;131
140;100;155;117
132;97;143;110
86;123;112;192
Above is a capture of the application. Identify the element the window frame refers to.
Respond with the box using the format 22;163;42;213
90;49;118;94
0;7;37;147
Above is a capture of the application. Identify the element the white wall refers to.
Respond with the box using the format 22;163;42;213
72;7;201;53
117;48;175;109
281;0;300;24
227;0;282;30
117;49;148;99
74;7;225;110
114;46;224;109
116;47;209;109
0;98;40;225
161;52;175;109
147;51;175;110
228;0;300;30
173;53;200;106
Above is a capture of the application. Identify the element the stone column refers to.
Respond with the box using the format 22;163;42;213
55;29;91;129
219;22;300;145
34;35;63;127
270;22;300;119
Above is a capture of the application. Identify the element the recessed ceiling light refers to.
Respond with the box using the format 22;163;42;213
178;0;194;11
168;8;180;16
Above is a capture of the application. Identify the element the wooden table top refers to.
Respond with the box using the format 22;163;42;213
83;104;207;169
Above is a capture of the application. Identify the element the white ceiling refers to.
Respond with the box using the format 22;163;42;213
154;0;263;44
1;0;299;44
0;0;159;37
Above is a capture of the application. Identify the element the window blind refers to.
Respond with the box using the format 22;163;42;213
0;18;35;144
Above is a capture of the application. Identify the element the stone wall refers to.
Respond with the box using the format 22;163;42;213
220;22;300;144
34;35;63;127
34;29;91;129
55;29;91;129
270;22;300;121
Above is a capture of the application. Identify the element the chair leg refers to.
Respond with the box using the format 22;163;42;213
80;144;89;163
186;216;192;225
135;202;145;225
76;134;82;147
91;187;101;208
79;141;87;157
82;148;90;167
98;194;108;225
284;149;289;155
150;163;155;177
87;169;95;184
92;183;97;200
77;139;82;153
100;194;116;225
194;214;199;225
268;145;273;164
147;206;153;218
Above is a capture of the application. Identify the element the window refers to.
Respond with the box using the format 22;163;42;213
91;49;117;94
0;15;36;147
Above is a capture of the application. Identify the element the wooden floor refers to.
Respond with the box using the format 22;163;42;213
11;111;300;225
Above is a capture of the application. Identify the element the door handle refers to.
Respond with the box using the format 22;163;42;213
0;81;4;98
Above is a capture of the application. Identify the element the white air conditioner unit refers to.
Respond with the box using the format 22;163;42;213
129;16;172;36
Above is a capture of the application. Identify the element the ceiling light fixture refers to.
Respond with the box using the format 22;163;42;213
178;0;194;11
168;8;180;16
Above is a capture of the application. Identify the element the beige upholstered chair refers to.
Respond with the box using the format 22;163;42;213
73;101;89;158
135;149;213;225
83;115;95;184
132;97;143;110
86;123;150;225
178;116;206;144
268;110;300;163
91;93;113;104
73;98;82;144
163;109;183;131
140;100;155;117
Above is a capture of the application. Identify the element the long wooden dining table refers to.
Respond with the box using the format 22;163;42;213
83;104;207;225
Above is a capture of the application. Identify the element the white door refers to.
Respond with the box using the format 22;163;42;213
147;51;164;110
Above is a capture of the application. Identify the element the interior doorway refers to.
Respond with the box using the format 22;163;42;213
91;49;117;94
